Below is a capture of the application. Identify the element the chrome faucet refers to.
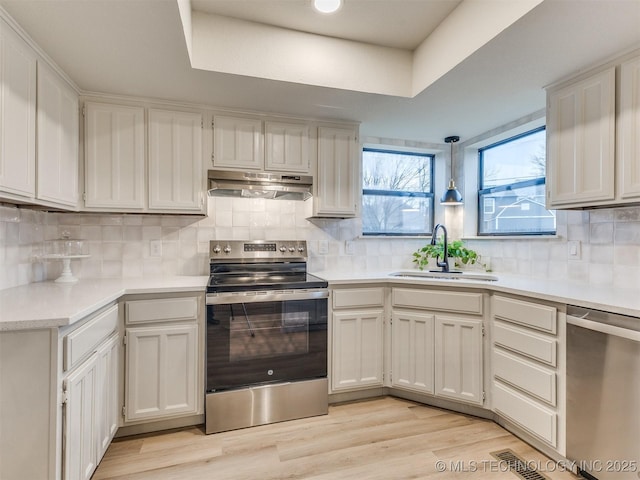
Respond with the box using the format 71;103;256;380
430;223;450;272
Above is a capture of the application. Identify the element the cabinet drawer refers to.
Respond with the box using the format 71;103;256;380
64;304;118;371
392;288;482;315
493;348;556;405
333;288;385;309
493;321;557;366
126;297;199;324
493;295;557;334
493;382;557;447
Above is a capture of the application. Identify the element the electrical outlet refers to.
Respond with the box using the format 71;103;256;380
150;240;162;257
567;240;581;260
318;240;329;255
345;240;355;255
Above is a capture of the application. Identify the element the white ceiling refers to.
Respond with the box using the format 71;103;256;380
191;0;462;50
1;0;639;145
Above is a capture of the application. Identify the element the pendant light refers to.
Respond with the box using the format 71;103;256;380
441;135;463;205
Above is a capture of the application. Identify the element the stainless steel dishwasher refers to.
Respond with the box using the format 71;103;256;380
566;305;640;480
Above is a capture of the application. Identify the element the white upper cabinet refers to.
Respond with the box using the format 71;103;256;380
84;102;145;210
37;61;79;207
212;115;263;170
546;67;615;207
148;109;203;212
265;121;310;173
546;51;640;209
618;55;640;200
314;126;358;217
0;18;36;199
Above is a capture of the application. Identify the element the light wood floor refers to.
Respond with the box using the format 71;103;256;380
93;397;580;480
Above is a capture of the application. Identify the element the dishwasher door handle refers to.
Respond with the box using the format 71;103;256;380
567;315;640;342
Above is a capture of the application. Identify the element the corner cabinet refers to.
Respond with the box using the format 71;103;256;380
84;102;145;210
546;50;640;209
330;287;385;392
390;288;485;406
313;126;358;217
0;17;37;200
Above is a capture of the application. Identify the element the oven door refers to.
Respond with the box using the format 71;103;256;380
206;289;328;392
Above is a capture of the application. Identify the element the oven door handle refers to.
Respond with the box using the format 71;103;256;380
206;289;328;305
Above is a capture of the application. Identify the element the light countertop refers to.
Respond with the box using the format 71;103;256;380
2;270;639;332
0;276;208;331
318;270;640;318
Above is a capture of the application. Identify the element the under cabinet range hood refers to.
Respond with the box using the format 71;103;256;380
207;170;313;201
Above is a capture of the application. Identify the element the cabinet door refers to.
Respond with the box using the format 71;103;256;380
434;315;483;405
148;109;203;211
547;68;615;207
315;126;357;217
95;334;119;462
391;310;434;394
125;324;198;422
0;19;36;198
64;353;98;480
332;309;384;391
619;55;640;200
84;102;145;209
37;61;79;207
213;115;263;170
265;121;310;173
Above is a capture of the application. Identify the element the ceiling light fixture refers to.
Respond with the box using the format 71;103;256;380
313;0;342;14
441;136;463;206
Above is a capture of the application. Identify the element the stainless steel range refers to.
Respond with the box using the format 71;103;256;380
205;240;329;434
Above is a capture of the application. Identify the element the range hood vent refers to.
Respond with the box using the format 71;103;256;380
207;170;313;201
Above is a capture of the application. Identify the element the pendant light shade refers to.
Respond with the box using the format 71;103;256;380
441;135;463;206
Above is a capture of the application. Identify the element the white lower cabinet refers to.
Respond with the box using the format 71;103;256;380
122;294;202;424
96;334;120;459
124;324;198;422
390;288;485;407
330;287;385;392
62;304;119;480
391;310;434;394
434;315;483;404
491;294;564;452
332;309;384;391
63;352;98;480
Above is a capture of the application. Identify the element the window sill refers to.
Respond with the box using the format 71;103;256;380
462;235;560;241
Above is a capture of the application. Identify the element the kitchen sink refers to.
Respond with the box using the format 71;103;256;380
388;270;498;282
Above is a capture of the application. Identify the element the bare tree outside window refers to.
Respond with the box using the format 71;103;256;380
362;149;434;236
478;127;555;236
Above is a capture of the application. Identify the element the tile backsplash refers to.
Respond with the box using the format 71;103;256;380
2;200;640;291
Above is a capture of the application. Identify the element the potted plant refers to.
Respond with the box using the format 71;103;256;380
412;239;488;271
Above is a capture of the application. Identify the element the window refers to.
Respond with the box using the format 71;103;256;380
478;127;556;236
362;148;434;236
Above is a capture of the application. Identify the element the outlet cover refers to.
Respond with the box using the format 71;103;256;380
345;240;355;255
318;240;329;255
567;240;581;260
150;240;162;257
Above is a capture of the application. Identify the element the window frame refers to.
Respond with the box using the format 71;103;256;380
477;126;556;237
362;147;435;237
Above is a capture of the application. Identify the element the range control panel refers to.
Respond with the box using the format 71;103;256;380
210;240;307;261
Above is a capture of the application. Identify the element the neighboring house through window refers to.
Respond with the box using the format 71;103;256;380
362;148;434;236
478;127;556;235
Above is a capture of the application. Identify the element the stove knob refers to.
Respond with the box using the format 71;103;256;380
279;246;287;253
288;247;295;253
213;245;221;254
223;245;231;254
298;246;305;253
